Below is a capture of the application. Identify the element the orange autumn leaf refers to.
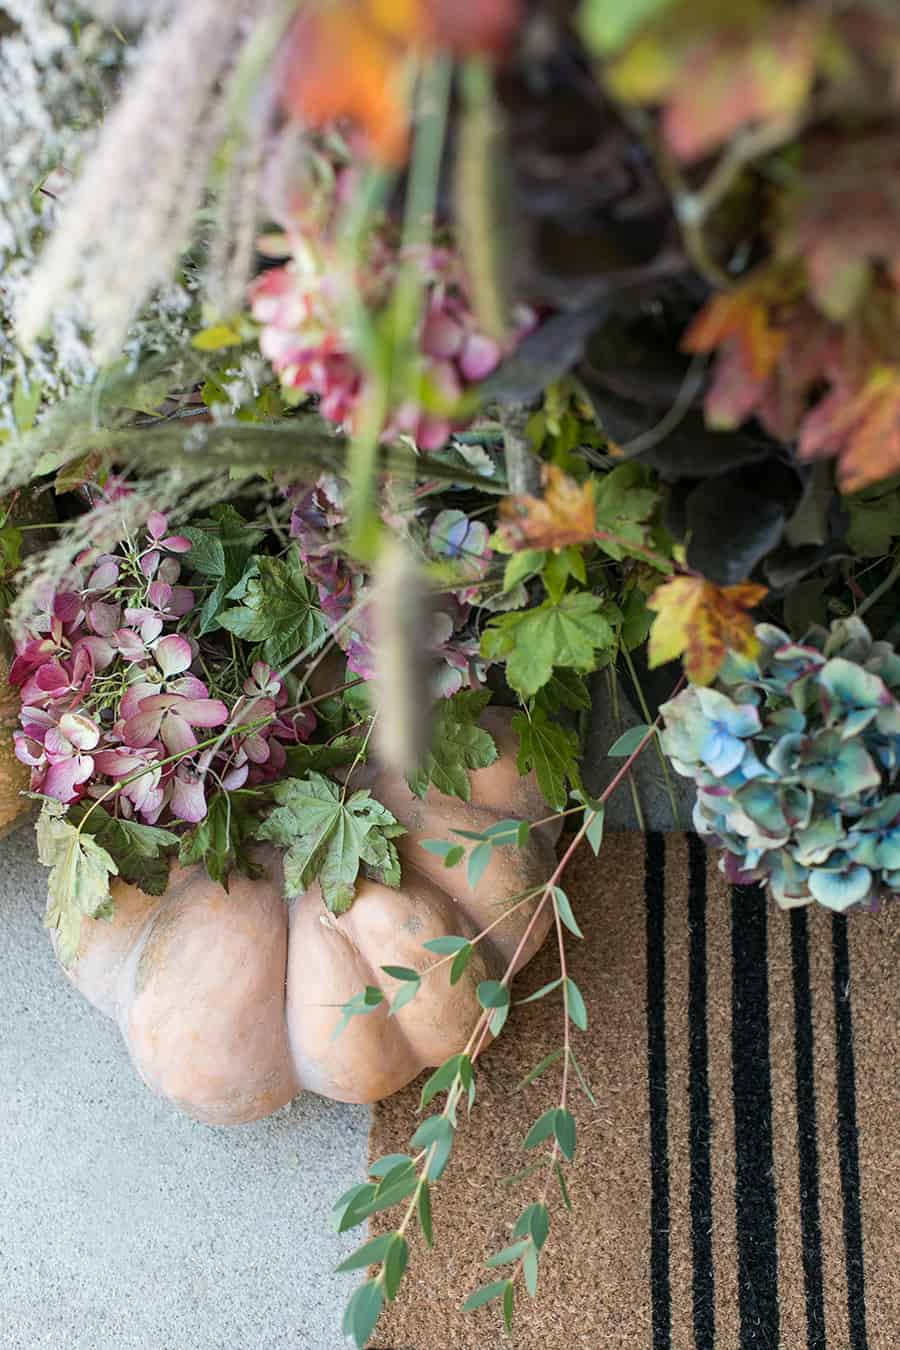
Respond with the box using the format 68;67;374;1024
798;364;900;493
278;0;521;166
682;278;792;429
279;6;413;165
498;464;596;551
647;576;767;686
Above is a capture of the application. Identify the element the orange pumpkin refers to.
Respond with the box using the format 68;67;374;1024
59;709;559;1124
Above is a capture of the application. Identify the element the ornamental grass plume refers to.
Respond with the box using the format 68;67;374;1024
14;0;261;361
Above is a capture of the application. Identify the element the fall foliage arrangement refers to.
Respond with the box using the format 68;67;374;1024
2;0;900;1343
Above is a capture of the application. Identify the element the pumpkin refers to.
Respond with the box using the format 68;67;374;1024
59;709;560;1124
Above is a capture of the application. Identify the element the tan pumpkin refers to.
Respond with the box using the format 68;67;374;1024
60;709;559;1124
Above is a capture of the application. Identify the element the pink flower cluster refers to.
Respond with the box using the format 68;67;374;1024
288;477;490;695
250;243;535;451
11;514;314;827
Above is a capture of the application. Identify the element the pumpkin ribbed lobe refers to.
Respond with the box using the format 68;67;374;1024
57;711;559;1123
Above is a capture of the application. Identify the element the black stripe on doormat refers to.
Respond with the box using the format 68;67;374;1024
832;914;869;1350
731;884;780;1349
645;832;670;1350
687;834;715;1350
790;908;826;1350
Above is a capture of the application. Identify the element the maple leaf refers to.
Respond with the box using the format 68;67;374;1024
481;592;617;697
279;6;411;165
683;282;788;428
38;801;118;968
278;1;519;166
777;133;900;321
256;773;406;914
798;365;900;493
217;549;328;667
647;576;767;686
498;465;596;551
511;705;581;812
406;689;498;802
606;8;824;163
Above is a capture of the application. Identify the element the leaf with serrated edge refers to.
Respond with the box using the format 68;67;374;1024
406;689;497;801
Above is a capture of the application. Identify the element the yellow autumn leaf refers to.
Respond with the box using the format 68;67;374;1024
647;576;767;685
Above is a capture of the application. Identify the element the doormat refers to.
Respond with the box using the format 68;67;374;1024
369;833;899;1349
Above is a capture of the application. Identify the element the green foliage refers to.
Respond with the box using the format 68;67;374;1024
333;986;385;1040
592;463;662;563
578;0;676;54
178;791;263;890
481;592;617;697
38;802;118;968
512;704;580;811
180;505;266;634
217;548;328;666
256;773;405;913
70;804;177;896
406;689;497;801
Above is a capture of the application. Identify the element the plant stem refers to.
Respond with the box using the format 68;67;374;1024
855;548;900;618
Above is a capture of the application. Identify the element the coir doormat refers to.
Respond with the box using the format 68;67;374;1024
369;833;899;1349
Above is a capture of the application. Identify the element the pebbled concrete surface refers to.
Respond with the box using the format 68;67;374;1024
0;823;369;1350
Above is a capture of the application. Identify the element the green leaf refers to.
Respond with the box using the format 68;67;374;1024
342;1279;384;1349
542;545;586;603
517;976;564;1005
593;463;661;562
71;804;177;896
381;965;420;982
336;1234;395;1273
389;979;421;1015
565;977;588;1031
420;1054;467;1110
481;592;617;697
282;735;367;776
512;706;580;812
450;943;473;986
514;1202;550;1251
478;980;510;1010
467;841;493;890
570;1046;598;1106
423;935;470;955
179;791;262;889
180;506;266;634
369;1154;413;1178
191;322;243;351
585;802;605;856
608;724;653;757
332;986;384;1040
462;1280;511;1312
554;1107;577;1161
13;377;42;432
38;802;118;968
383;1234;409;1301
552;886;584;940
217;549;328;666
503;548;545;591
523;1243;539;1297
485;1240;530;1268
374;1161;417;1196
516;1047;564;1089
536;669;591;712
555;1159;573;1210
410;1115;454;1150
420;838;466;868
578;0;677;54
257;773;405;913
406;689;497;802
332;1183;376;1233
503;1279;515;1332
523;1108;557;1151
418;1180;434;1247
